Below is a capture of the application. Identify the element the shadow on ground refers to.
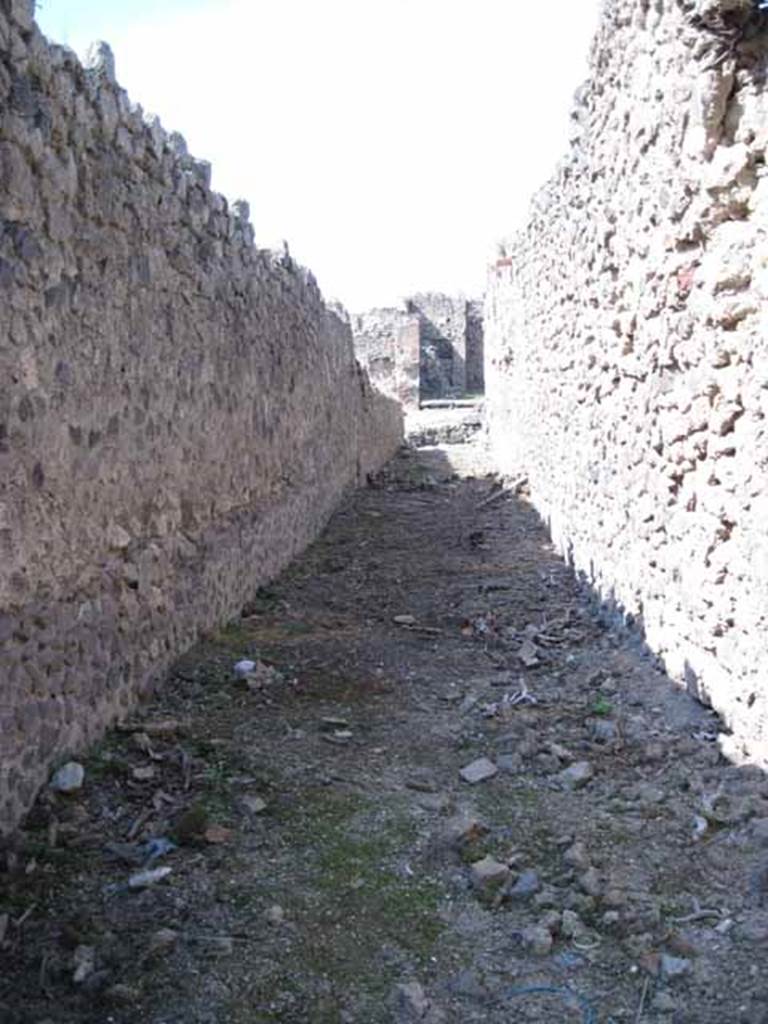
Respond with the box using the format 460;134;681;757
1;445;767;1024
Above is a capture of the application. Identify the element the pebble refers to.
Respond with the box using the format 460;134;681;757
557;761;594;789
72;945;95;984
563;841;591;872
735;911;768;942
660;953;691;980
242;795;268;815
128;866;172;890
522;924;553;956
590;719;618;744
233;660;257;679
652;991;678;1013
393;615;416;626
105;984;140;1005
506;869;541;901
50;762;85;793
470;856;510;892
405;772;439;793
148;928;178;954
459;757;498;785
579;866;602;898
496;753;523;774
266;904;285;926
394;980;430;1020
561;909;585;939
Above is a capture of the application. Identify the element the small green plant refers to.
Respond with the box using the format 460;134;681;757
591;696;613;716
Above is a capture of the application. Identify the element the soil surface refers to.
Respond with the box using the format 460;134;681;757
2;441;768;1024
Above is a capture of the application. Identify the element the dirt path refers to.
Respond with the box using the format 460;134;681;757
2;444;768;1024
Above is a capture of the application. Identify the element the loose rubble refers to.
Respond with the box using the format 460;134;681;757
1;446;766;1023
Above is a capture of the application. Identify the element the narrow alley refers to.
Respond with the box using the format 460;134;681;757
2;441;767;1024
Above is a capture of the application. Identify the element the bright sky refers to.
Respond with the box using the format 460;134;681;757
35;1;599;311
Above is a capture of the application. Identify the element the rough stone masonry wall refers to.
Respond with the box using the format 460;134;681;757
353;294;484;404
486;0;768;766
352;308;421;409
0;1;402;832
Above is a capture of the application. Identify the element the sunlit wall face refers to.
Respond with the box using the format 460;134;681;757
36;0;600;311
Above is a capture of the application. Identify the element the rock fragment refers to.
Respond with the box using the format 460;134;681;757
557;761;594;789
458;757;497;785
469;856;510;893
51;762;85;793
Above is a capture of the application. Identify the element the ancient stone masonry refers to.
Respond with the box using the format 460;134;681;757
352;293;484;405
486;0;768;765
0;0;402;833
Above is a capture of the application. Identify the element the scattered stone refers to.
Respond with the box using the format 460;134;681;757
266;904;285;926
148;928;178;955
497;753;523;774
415;792;452;813
735;911;768;942
469;856;510;893
506;869;541;901
0;914;8;944
522;924;553;956
652;991;678;1014
242;795;268;815
204;825;234;844
636;783;666;805
233;660;257;679
132;732;153;753
564;891;596;915
50;762;85;794
127;866;172;890
549;742;573;762
518;637;541;668
319;715;350;730
197;935;235;953
660;953;691;980
561;909;585;940
405;772;438;793
448;815;489;851
393;615;417;626
563;841;591;872
579;866;602;899
105;984;140;1005
459;757;497;785
557;761;594;789
540;909;562;935
394;980;430;1020
140;718;187;736
590;719;618;744
132;766;155;781
72;945;95;984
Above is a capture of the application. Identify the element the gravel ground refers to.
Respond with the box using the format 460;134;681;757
2;441;768;1024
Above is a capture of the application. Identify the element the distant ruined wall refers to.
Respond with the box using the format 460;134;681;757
486;0;768;764
0;1;402;832
353;294;484;403
351;308;421;410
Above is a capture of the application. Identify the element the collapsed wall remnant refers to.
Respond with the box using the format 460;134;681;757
352;293;484;405
0;3;403;833
486;0;768;764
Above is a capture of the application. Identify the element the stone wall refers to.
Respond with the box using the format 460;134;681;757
351;308;420;409
0;2;403;833
353;293;484;403
485;0;768;765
